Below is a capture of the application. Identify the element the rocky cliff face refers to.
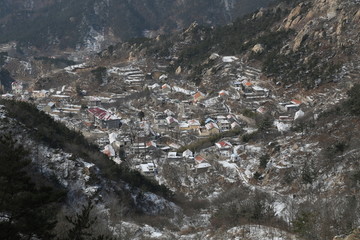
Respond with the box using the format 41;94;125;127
0;0;274;52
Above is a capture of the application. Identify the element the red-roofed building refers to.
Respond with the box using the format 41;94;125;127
215;141;233;149
215;140;233;157
194;155;206;164
193;91;205;103
88;107;121;129
291;99;302;106
162;84;172;92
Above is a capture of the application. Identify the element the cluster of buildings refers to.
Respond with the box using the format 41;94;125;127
1;58;307;180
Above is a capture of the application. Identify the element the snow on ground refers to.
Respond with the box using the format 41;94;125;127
274;120;292;132
172;86;196;96
221;225;298;240
203;97;219;107
0;105;6;119
133;191;182;216
64;63;87;73
222;56;239;63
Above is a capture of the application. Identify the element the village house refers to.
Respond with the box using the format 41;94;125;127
216;116;231;132
198;122;220;136
161;84;172;93
32;90;49;99
279;99;302;113
193;155;211;173
232;81;242;88
243;85;269;100
146;141;157;152
164;109;175;116
166;116;179;130
103;144;116;158
188;119;201;130
194;155;206;164
242;81;253;93
86;96;102;107
167;152;183;160
205;122;220;134
154;113;168;131
131;142;147;154
179;119;201;131
1;93;14;99
215;140;233;157
193;91;206;103
42;102;56;113
218;90;229;99
59;104;82;114
182;149;194;160
88;107;122;129
179;122;190;131
231;121;241;129
11;81;23;95
136;163;157;177
194;162;211;173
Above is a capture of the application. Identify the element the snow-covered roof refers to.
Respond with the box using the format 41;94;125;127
179;122;189;128
168;143;181;149
159;74;168;80
172;86;195;95
205;122;219;130
103;144;116;157
146;141;157;148
109;132;118;144
148;83;160;89
164;109;175;116
138;163;156;173
52;94;70;98
182;149;193;158
294;110;305;120
252;85;269;92
188;119;200;126
166;116;179;125
222;56;239;63
195;162;211;169
168;152;182;159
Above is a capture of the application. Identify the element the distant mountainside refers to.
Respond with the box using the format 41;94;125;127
0;0;274;52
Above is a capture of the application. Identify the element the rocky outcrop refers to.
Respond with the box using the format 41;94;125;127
0;0;274;52
333;227;360;240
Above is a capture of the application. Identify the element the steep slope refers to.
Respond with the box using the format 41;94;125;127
0;0;274;52
0;100;183;239
125;0;359;90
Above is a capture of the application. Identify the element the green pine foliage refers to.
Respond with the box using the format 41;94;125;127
61;201;115;240
0;135;65;240
345;84;360;115
0;99;172;199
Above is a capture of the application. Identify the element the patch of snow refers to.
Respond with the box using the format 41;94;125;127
294;110;305;120
274;120;291;132
225;225;298;240
203;97;218;107
222;56;239;63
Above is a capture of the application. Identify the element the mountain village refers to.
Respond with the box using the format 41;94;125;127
1;53;314;194
1;0;360;238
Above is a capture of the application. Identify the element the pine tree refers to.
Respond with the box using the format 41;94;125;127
62;200;115;240
0;134;64;240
